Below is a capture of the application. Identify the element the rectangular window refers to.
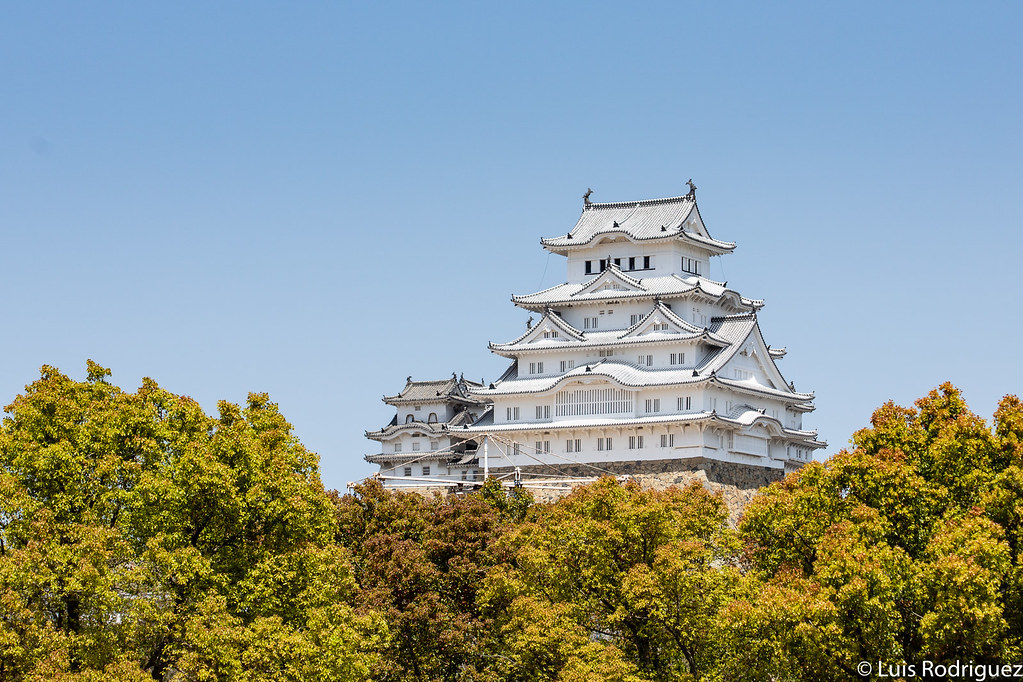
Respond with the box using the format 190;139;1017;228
412;442;421;451
677;396;692;411
414;405;421;411
559;359;576;372
628;435;644;450
538;362;544;374
670;352;685;365
585;260;593;275
630;314;639;325
394;443;402;453
422;465;430;476
599;259;607;272
660;434;675;447
598;349;613;357
530;362;544;374
643;256;651;269
566;439;582;453
628;256;636;270
644;399;660;413
638;354;654;366
614;258;622;268
461;470;467;481
513;443;521;456
535;440;551;454
404;467;412;476
535;405;551;419
597;437;604;451
584;317;590;329
596;436;613;451
734;369;753;380
506;407;520;421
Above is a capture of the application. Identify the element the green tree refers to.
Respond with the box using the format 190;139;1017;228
0;363;383;680
480;477;737;681
728;383;1023;680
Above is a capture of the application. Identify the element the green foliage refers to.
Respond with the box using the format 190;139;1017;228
4;369;1023;681
479;478;737;681
0;363;383;680
731;382;1023;679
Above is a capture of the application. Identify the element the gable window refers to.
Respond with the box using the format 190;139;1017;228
542;330;559;339
734;369;754;381
651;323;670;331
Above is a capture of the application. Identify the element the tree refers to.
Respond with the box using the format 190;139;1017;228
480;477;737;681
0;362;383;680
727;383;1023;679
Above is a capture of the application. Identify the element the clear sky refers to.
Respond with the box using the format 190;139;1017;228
2;1;1021;491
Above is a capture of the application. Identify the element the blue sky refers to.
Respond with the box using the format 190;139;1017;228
2;1;1021;490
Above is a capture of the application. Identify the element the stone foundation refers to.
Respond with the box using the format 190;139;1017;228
490;458;787;525
383;459;789;526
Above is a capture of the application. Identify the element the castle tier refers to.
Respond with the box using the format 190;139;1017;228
459;188;825;474
364;374;488;485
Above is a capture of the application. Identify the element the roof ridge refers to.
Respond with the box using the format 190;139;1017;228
584;195;692;210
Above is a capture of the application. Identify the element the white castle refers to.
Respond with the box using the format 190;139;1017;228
365;185;825;489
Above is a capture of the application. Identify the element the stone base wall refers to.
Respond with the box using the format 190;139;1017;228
383;459;790;526
489;458;788;525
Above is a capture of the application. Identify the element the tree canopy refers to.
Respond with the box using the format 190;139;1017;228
2;366;1021;681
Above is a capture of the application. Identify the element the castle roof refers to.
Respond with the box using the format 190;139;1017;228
456;407;824;448
540;194;735;254
383;374;486;406
512;271;761;311
489;299;731;356
469;357;813;403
